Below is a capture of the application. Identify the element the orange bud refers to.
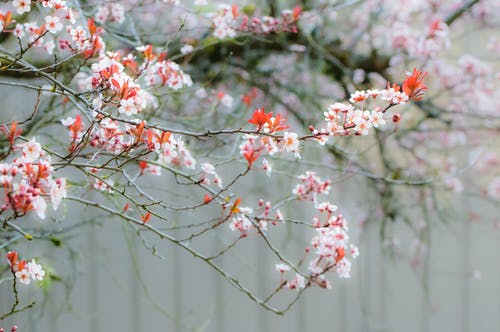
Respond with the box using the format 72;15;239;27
230;198;242;214
141;212;152;224
203;194;212;204
335;247;345;264
122;203;130;213
6;251;18;266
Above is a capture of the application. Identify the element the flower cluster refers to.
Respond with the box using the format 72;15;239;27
209;4;301;39
88;55;149;116
6;251;46;285
239;130;299;169
241;108;301;166
10;0;77;55
388;19;450;57
308;210;359;282
65;19;104;57
311;69;427;140
200;163;223;188
292;172;331;201
94;3;125;24
0;137;67;220
143;57;193;90
254;199;282;231
210;4;238;39
47;6;193;123
150;131;196;170
228;198;253;237
62;116;196;174
75;44;192;118
228;198;282;237
276;174;358;290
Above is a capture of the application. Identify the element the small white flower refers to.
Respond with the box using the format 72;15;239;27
336;258;351;278
22;138;42;162
262;159;272;177
282;132;300;157
195;88;207;99
27;259;45;281
50;178;67;210
33;196;47;219
220;94;233;108
16;269;31;285
350;245;360;259
275;263;290;273
95;5;110;23
45;16;63;34
180;44;194;55
110;4;125;24
118;98;139;116
370;111;386;128
13;0;31;15
201;162;216;175
287;274;306;290
44;40;55;55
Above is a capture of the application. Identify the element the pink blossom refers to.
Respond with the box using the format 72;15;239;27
45;16;63;34
13;0;31;15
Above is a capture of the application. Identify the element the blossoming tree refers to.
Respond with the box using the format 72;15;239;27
0;0;498;326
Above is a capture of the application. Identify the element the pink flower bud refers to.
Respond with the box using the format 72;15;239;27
392;113;401;123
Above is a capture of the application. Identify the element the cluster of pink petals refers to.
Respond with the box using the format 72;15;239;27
0;138;66;220
210;4;301;40
6;251;45;286
10;0;76;55
276;174;359;291
94;3;125;24
292;172;331;201
228;199;282;237
310;87;409;143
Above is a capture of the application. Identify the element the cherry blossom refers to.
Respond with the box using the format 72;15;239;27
45;16;63;34
12;0;31;15
6;251;46;286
